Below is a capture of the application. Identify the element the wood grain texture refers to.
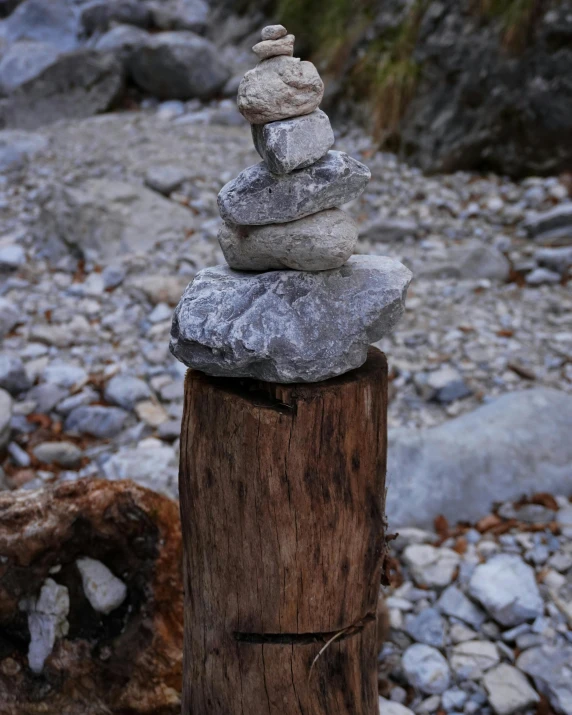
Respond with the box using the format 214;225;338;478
179;348;388;715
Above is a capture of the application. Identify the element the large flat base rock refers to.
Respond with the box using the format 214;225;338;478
387;388;572;527
170;255;412;383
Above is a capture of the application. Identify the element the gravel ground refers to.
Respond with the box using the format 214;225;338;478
1;99;571;713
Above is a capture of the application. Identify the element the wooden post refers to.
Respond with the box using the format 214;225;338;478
179;347;388;715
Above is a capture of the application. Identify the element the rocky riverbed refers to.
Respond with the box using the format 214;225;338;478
1;98;572;712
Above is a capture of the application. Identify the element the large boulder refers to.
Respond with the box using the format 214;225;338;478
170;255;412;383
0;40;61;94
80;0;151;37
38;178;195;261
386;388;572;527
150;0;209;34
128;31;229;100
0;49;124;130
0;0;79;51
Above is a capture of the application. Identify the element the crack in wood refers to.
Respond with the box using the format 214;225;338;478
233;612;376;646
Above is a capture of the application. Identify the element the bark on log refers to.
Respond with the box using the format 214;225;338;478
179;347;388;715
0;479;183;715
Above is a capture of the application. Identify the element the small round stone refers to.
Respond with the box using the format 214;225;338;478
261;24;287;41
252;34;295;61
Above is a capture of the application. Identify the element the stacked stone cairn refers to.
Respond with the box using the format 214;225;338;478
170;26;412;383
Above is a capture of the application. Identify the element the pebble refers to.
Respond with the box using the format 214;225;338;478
260;24;288;41
450;640;500;679
104;374;151;410
65;406;129;439
402;644;450;695
405;608;446;648
468;554;544;626
76;557;127;615
437;586;486;629
483;663;540;715
252;34;295;61
33;441;82;468
525;267;561;285
0;244;25;269
402;545;460;588
0;355;31;395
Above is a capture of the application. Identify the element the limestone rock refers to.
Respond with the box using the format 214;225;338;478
261;24;287;40
218;150;370;226
65;405;129;438
469;554;543;626
0;298;19;338
402;644;450;695
450;640;500;680
170;255;412;383
0;354;31;395
128;31;229;100
39;179;195;261
251;109;334;174
104;374;151;410
0;50;124;131
524;204;572;246
484;664;540;715
0;40;61;94
517;645;572;715
0;0;79;51
218;209;358;271
252;34;295;61
402;544;460;588
76;557;127;615
0;388;12;450
237;55;324;124
386;389;572;528
0;479;183;714
32;441;82;468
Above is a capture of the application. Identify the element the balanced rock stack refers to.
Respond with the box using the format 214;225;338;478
170;26;412;383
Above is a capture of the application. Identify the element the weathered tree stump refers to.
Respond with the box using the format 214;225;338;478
179;347;388;715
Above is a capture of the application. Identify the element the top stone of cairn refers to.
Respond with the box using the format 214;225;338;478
170;25;412;383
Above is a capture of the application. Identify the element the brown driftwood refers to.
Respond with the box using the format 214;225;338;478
0;479;183;715
179;347;388;715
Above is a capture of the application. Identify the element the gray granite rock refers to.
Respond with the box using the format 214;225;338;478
128;31;230;100
261;24;287;41
218;151;370;226
251;109;334;174
386;389;572;527
237;55;324;124
170;255;411;383
469;554;543;626
252;34;295;61
218;209;357;271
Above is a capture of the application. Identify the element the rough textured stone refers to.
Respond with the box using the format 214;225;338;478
94;24;150;59
387;389;572;528
32;441;82;468
170;255;411;383
405;608;446;648
0;50;124;131
0;40;61;94
80;0;150;37
22;578;69;674
483;664;540;715
237;55;324;124
252;34;295;61
0;0;79;51
402;644;450;695
150;0;209;34
524;204;572;246
104;374;151;410
76;557;127;615
218;208;357;271
437;585;486;629
0;388;12;450
251;109;334;174
469;554;543;626
402;544;460;588
128;31;230;100
218;150;370;225
261;24;287;41
0;298;19;337
65;405;129;438
0;354;30;394
534;246;572;274
517;645;572;715
450;640;500;680
417;242;510;282
39;179;195;261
